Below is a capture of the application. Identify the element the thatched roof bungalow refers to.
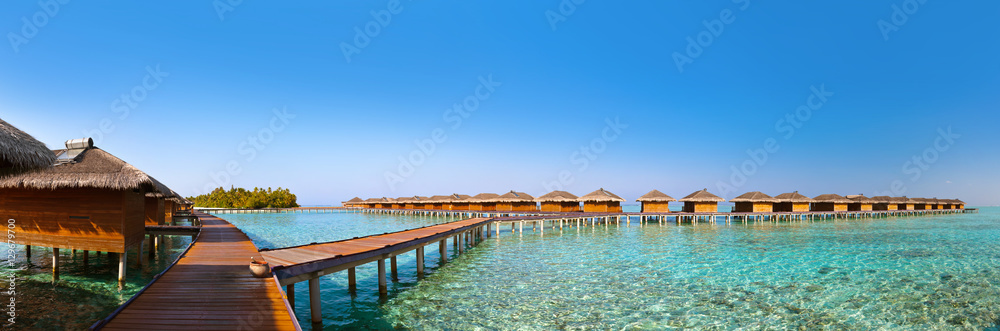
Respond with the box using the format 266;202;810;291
871;196;897;211
535;191;580;212
679;189;724;213
773;191;813;212
811;194;851;211
846;194;876;211
730;191;777;213
395;197;414;209
468;193;499;211
410;196;432;209
426;195;454;210
342;197;363;207
491;191;537;212
441;194;472;210
578;188;624;213
0;118;56;174
0;139;171;284
952;198;966;209
636;190;676;213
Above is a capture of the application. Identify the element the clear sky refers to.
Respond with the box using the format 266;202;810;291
2;1;999;206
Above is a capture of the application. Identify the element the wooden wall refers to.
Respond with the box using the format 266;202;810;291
683;202;718;213
495;202;537;212
144;197;165;225
811;203;847;212
582;201;621;213
734;202;772;213
164;200;175;221
447;203;470;211
469;203;496;211
640;202;671;213
540;202;580;212
775;202;810;212
1;188;144;253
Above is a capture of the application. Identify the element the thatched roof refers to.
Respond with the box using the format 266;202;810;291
469;193;499;202
535;190;578;202
636;189;676;202
446;194;472;202
411;196;430;202
343;197;363;204
426;195;453;203
490;191;534;202
380;197;397;203
730;191;777;203
679;189;724;202
578;188;624;202
396;197;414;202
774;191;814;203
813;194;851;204
362;198;380;204
0;118;56;172
0;147;170;194
846;194;876;204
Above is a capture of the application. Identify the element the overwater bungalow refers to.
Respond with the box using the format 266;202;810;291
896;196;917;210
0;137;170;285
492;191;537;212
846;194;875;211
144;191;167;226
953;199;966;209
437;194;471;210
468;193;499;211
395;197;414;209
636;190;676;213
730;191;777;213
377;197;397;209
342;197;363;207
578;188;624;213
535;191;580;212
871;196;896;211
679;189;724;213
911;198;929;210
930;198;943;210
811;194;851;211
773;191;814;212
362;198;380;209
427;195;453;210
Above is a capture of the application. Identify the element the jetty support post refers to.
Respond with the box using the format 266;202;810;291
416;246;424;277
309;278;321;324
348;267;356;292
390;256;398;281
286;283;295;309
439;240;447;264
377;259;388;296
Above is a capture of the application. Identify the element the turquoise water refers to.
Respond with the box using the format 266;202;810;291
226;207;1000;330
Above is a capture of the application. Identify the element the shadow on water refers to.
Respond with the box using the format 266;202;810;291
2;233;194;330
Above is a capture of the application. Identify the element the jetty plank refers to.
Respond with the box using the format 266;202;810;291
96;212;298;330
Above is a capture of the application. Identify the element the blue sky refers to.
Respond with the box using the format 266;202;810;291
2;1;998;206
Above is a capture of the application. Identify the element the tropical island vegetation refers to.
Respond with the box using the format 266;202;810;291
187;186;300;208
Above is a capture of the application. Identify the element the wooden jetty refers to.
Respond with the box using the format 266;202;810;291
92;211;298;330
260;217;494;325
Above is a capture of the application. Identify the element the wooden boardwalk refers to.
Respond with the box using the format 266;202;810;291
262;217;492;284
94;212;299;331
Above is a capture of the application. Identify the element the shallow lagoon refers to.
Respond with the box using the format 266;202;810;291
227;207;1000;330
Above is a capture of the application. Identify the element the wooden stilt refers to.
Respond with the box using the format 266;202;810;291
137;240;145;267
25;245;30;259
439;240;447;264
82;250;89;266
286;283;295;310
52;248;60;283
309;278;321;324
416;246;424;277
390;256;398;281
377;259;388;295
348;267;356;292
118;251;127;287
148;234;155;260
